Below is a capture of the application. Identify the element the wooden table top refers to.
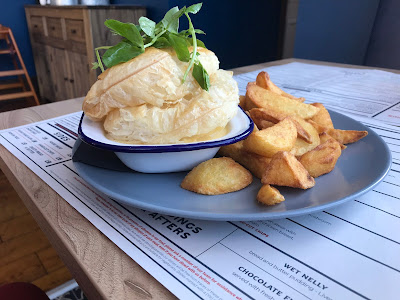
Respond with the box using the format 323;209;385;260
0;58;398;299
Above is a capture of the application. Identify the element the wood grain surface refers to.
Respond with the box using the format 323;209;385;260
1;59;398;299
0;168;74;291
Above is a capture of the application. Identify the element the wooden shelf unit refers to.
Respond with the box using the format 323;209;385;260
25;5;146;102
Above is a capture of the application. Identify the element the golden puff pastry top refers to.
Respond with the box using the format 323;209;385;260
83;47;239;144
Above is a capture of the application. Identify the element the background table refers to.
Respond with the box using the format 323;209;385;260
0;58;398;299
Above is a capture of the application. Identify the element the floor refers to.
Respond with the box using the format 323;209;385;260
0;169;73;291
0;92;73;292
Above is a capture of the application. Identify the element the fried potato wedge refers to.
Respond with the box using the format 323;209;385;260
257;185;285;206
262;151;315;189
319;132;332;143
249;108;311;143
307;119;326;134
308;118;367;145
286;116;313;144
290;119;320;156
239;95;247;109
181;157;252;195
257;120;276;129
246;84;319;119
319;132;346;150
243;118;297;157
255;71;305;102
248;107;286;124
241;83;256;111
298;138;342;178
218;142;271;179
326;128;368;145
248;107;283;130
310;103;334;129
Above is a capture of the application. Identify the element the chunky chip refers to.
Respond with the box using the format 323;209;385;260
257;120;276;129
257;185;285;206
298;137;342;178
218;141;271;179
310;103;334;129
319;132;346;150
262;151;315;189
241;82;256;111
307;119;327;134
248;107;286;124
308;119;367;145
255;71;305;102
243;118;297;157
249;108;312;143
245;84;319;119
290;119;320;156
239;95;247;109
181;157;252;195
326;128;368;145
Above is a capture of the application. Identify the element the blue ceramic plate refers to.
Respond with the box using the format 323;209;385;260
73;111;391;221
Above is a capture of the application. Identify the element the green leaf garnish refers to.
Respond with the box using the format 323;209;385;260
102;41;144;68
192;61;210;91
162;7;186;33
168;34;190;62
180;29;206;36
186;3;202;14
188;38;206;49
104;20;143;49
152;37;171;48
138;17;156;37
93;3;210;91
161;7;180;32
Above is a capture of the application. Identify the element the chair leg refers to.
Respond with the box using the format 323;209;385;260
1;33;25;91
7;29;40;106
10;54;26;92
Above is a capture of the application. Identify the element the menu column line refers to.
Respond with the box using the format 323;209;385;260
354;200;400;219
361;123;400;134
63;163;80;177
372;101;400;117
196;229;239;258
287;219;400;273
382;180;400;188
322;211;400;245
45;159;72;167
372;190;400;201
391;162;400;168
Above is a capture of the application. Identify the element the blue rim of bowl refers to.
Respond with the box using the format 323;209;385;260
78;106;254;153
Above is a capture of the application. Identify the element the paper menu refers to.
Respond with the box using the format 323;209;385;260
0;66;399;299
234;62;400;126
1;112;400;300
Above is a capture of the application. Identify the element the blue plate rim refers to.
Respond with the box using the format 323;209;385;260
78;106;254;153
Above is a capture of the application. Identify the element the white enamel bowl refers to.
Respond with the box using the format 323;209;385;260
78;107;254;173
